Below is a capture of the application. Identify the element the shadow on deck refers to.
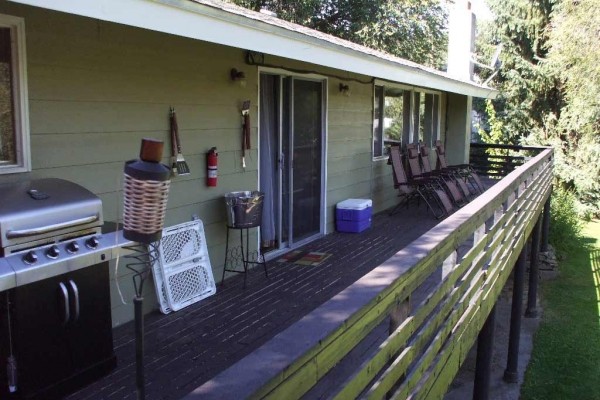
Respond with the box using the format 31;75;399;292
69;197;453;399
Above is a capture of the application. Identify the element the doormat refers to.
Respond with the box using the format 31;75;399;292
277;250;305;264
277;251;332;267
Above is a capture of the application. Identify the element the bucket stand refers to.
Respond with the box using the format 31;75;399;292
221;225;268;287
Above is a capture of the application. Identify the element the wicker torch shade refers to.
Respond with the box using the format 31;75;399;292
123;174;170;244
123;138;172;244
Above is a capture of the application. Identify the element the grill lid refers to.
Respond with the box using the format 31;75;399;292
0;178;103;249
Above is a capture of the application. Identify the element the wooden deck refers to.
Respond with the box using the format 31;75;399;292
70;149;551;400
68;200;445;400
183;148;552;400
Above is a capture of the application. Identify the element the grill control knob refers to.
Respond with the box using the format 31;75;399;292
23;251;38;265
85;236;99;249
46;245;60;259
67;241;80;254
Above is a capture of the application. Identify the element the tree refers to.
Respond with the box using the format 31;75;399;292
229;0;447;67
478;0;600;216
547;0;600;137
545;0;600;214
475;0;560;144
384;97;405;141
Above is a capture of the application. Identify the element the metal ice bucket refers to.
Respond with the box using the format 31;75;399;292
224;191;264;228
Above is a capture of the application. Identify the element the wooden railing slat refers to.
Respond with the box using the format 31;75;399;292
407;168;552;399
258;240;455;399
376;152;552;399
250;148;553;400
338;203;516;399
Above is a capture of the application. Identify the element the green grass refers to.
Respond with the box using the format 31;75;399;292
521;220;600;400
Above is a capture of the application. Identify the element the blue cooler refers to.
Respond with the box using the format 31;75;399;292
336;199;372;233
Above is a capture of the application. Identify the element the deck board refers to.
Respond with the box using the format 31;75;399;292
68;200;449;400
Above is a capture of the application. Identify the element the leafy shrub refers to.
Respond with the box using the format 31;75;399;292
549;187;583;256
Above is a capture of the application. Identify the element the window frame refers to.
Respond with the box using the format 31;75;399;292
372;82;412;161
412;88;442;147
372;85;385;159
372;80;440;161
0;14;30;174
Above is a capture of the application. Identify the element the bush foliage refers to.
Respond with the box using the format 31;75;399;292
549;187;583;256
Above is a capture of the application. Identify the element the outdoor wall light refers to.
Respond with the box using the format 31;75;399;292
230;68;247;87
339;83;350;96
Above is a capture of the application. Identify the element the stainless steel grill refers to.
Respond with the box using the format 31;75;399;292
0;178;129;398
0;178;102;253
0;178;129;288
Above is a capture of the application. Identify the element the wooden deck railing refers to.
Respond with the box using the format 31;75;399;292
469;143;547;177
190;147;553;400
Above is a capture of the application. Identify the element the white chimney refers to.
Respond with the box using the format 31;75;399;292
447;0;476;81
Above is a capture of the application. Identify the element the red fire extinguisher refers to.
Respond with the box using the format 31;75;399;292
207;147;218;187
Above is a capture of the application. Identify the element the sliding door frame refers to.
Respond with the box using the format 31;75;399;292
258;67;328;259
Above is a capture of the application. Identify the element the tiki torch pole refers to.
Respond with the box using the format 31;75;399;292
122;138;171;400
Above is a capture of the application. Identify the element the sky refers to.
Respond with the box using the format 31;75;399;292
470;0;494;21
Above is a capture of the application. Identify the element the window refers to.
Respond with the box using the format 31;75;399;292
420;92;440;148
373;84;440;159
373;86;384;157
0;15;29;174
373;86;409;158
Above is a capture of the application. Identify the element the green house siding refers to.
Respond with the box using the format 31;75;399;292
0;3;265;325
0;3;453;325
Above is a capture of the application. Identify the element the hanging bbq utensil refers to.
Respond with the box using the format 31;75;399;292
170;107;190;176
241;100;251;169
169;107;178;176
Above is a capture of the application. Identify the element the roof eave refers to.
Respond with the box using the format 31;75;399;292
9;0;498;99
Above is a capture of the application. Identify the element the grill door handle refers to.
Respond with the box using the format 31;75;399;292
58;282;70;325
6;215;99;239
68;279;80;322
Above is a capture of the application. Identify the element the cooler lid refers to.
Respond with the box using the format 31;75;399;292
336;198;372;210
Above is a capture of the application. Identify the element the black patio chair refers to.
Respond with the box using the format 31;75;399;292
389;145;419;215
406;144;467;208
389;145;453;219
434;140;485;194
420;143;474;201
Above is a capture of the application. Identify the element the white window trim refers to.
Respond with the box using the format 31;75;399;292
372;85;387;162
434;92;442;144
0;14;30;174
372;80;441;160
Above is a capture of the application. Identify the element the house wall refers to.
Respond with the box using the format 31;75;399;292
0;2;457;326
0;2;267;325
445;92;472;165
0;3;392;326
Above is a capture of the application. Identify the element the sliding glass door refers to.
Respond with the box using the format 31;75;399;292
289;78;323;242
259;73;325;252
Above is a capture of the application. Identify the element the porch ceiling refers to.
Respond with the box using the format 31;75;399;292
9;0;498;99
